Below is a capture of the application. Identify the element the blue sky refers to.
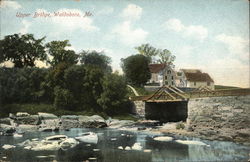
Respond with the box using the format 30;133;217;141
0;0;249;87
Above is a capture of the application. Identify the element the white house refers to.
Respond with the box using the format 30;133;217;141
147;64;176;86
176;69;214;90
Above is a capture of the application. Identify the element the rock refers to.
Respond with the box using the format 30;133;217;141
0;118;11;125
16;112;30;117
153;136;173;142
75;132;98;144
2;144;16;149
79;115;107;128
237;129;250;137
125;146;131;150
39;118;60;132
19;135;79;151
0;124;16;135
60;115;80;129
38;113;58;120
175;140;209;146
16;115;39;125
17;124;38;132
9;113;16;119
108;119;135;128
131;143;142;150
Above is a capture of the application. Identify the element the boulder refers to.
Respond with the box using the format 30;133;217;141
0;124;16;135
39;119;60;131
38;112;58;120
16;112;30;117
79;115;107;128
16;115;40;125
0;118;11;125
17;124;38;132
108;119;135;128
60;115;80;129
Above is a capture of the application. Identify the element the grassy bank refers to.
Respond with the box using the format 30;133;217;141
0;103;138;121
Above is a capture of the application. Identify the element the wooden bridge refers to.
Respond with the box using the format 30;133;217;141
130;86;250;102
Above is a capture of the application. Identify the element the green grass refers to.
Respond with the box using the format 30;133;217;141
215;85;240;90
0;103;108;118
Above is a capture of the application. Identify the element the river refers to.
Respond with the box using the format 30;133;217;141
0;128;249;162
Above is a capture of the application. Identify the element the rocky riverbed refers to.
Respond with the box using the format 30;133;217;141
0;112;250;146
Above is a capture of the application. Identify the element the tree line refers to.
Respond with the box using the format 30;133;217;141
0;33;175;116
0;34;129;115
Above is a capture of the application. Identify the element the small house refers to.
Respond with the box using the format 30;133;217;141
176;69;214;90
148;64;176;86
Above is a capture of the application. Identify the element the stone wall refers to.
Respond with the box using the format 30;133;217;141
132;101;145;117
187;95;250;144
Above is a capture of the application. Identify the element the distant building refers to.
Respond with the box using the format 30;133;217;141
176;69;214;90
148;64;176;86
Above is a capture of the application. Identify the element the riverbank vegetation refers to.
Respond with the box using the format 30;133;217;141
0;33;131;118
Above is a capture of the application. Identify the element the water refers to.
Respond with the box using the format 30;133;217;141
0;128;249;162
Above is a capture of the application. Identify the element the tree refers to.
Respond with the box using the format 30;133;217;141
121;55;151;86
135;43;175;65
0;34;46;68
135;43;159;63
45;40;78;67
79;50;112;73
98;73;129;115
157;49;176;67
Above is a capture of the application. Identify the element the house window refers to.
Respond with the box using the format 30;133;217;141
172;81;174;85
171;76;174;80
167;70;171;74
207;82;210;86
165;81;168;85
194;82;196;86
165;76;167;80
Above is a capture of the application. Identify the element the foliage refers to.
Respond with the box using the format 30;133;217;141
0;34;46;68
98;73;130;115
79;50;112;73
45;40;78;66
176;122;185;129
135;43;175;66
0;67;49;104
121;55;151;86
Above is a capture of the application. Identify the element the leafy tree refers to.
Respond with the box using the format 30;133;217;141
98;73;129;115
135;44;159;63
0;34;46;68
82;65;104;111
121;55;151;86
157;49;176;66
135;43;175;65
46;40;78;66
54;86;75;110
79;50;112;73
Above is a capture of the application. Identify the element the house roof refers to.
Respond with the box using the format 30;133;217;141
149;64;167;73
184;72;214;82
181;69;201;73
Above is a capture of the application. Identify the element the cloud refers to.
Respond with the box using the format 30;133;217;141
184;25;208;40
121;4;142;20
165;18;184;32
19;20;31;34
112;21;148;45
0;1;21;9
164;18;208;41
215;34;249;60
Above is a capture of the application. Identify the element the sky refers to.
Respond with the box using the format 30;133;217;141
0;0;249;87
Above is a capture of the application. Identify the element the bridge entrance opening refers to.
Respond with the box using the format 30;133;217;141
145;101;188;122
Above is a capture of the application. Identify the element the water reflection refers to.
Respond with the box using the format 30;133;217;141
0;128;249;162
